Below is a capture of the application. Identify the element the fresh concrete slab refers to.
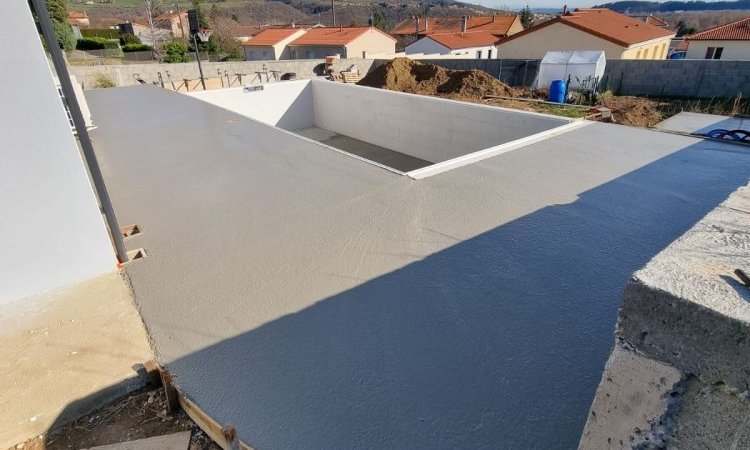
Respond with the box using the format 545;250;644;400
86;85;750;449
0;272;153;448
295;126;432;172
84;431;191;450
655;111;750;135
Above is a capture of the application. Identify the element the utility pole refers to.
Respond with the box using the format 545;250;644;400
192;33;206;90
174;0;185;38
331;0;336;27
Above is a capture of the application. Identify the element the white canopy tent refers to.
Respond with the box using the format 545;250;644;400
536;51;606;91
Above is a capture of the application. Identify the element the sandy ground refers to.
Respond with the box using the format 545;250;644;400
0;272;152;448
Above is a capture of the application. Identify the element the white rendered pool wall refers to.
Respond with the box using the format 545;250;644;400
188;79;578;169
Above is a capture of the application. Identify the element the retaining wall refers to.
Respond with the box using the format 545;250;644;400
406;58;750;98
69;58;376;90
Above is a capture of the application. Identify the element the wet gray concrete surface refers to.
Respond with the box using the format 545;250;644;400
86;85;750;449
295;126;432;172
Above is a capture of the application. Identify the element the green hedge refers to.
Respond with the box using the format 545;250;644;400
76;37;120;50
81;28;120;39
122;43;152;52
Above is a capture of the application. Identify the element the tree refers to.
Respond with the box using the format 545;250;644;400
35;0;76;51
162;40;190;63
519;5;533;29
676;20;696;37
371;10;386;31
191;0;209;29
142;0;165;57
210;16;243;60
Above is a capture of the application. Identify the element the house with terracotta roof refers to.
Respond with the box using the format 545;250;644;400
67;10;89;28
405;31;500;58
243;27;306;60
392;14;523;38
231;25;264;43
495;8;675;60
684;17;750;60
287;27;396;59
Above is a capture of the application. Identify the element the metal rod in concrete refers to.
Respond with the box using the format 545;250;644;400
30;0;129;263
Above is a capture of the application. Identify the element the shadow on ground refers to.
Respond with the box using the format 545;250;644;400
151;142;750;449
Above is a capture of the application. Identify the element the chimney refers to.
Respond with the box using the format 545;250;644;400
415;16;420;34
291;21;295;28
492;13;496;23
425;17;429;32
461;15;468;35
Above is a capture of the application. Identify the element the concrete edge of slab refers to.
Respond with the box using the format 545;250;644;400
406;119;591;179
579;182;750;448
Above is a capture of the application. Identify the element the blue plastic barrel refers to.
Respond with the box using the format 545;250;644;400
549;80;566;103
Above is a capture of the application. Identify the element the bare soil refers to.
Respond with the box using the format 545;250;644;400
358;58;750;129
9;386;221;450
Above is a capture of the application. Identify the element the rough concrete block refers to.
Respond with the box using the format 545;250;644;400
617;183;750;391
578;344;682;450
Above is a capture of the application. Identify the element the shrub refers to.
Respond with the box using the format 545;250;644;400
76;37;120;50
122;43;152;52
120;33;141;45
52;20;76;51
94;72;116;89
81;28;121;39
162;40;190;63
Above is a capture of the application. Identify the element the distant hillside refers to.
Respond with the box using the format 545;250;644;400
594;0;750;13
76;0;502;31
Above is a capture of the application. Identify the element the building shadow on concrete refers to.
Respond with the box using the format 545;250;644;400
147;142;750;449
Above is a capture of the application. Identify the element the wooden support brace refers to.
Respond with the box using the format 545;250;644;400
160;369;180;414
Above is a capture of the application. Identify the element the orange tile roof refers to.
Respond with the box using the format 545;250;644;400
645;15;668;28
425;31;500;50
687;17;750;40
289;27;395;46
499;8;674;48
231;25;264;38
244;28;303;46
392;15;519;36
674;39;689;51
68;10;88;19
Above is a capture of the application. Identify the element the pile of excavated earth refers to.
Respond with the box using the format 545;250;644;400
357;58;691;128
358;57;520;100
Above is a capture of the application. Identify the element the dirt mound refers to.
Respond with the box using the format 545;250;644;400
358;58;518;100
601;96;664;127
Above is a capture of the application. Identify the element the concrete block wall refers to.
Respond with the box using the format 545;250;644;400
601;59;750;98
395;58;750;99
69;58;376;90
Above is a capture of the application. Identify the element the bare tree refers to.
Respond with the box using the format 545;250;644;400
143;0;165;58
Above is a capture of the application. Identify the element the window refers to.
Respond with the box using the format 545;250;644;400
306;50;314;59
488;48;493;59
705;47;715;59
476;50;482;58
262;51;269;60
247;51;256;60
714;47;724;59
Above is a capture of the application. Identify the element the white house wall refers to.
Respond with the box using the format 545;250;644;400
405;38;450;55
685;40;750;60
0;0;116;305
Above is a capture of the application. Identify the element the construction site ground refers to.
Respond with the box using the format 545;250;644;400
9;386;221;450
357;58;750;128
